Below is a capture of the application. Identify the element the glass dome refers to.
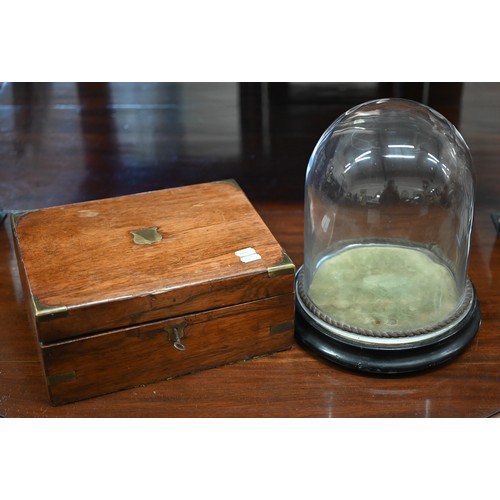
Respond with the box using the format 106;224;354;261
295;98;480;368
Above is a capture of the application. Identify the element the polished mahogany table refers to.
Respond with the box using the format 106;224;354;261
1;82;499;417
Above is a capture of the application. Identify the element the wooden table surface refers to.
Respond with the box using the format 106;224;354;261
1;82;499;417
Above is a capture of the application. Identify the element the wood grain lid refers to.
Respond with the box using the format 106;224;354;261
12;180;295;342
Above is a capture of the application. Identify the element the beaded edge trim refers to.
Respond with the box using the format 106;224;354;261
297;270;474;338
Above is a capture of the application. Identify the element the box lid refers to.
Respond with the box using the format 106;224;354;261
12;180;295;343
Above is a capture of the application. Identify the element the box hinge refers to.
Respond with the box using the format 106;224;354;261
267;250;296;278
32;296;69;322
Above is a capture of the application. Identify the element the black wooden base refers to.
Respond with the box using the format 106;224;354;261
295;293;481;375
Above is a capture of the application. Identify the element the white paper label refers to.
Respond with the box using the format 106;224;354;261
235;247;262;263
235;247;257;257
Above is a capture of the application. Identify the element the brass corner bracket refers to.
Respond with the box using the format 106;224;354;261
9;210;31;230
267;249;296;278
216;178;242;190
32;296;68;322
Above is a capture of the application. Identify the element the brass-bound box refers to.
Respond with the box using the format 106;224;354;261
11;181;295;404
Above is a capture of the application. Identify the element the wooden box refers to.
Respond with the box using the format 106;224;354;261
11;180;295;405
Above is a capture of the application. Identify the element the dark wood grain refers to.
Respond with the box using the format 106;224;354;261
43;293;294;405
1;82;499;417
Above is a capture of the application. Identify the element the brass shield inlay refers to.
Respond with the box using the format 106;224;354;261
130;227;163;245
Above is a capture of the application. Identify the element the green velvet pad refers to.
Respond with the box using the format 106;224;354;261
308;245;458;332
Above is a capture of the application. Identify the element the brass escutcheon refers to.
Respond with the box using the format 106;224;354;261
130;227;163;245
